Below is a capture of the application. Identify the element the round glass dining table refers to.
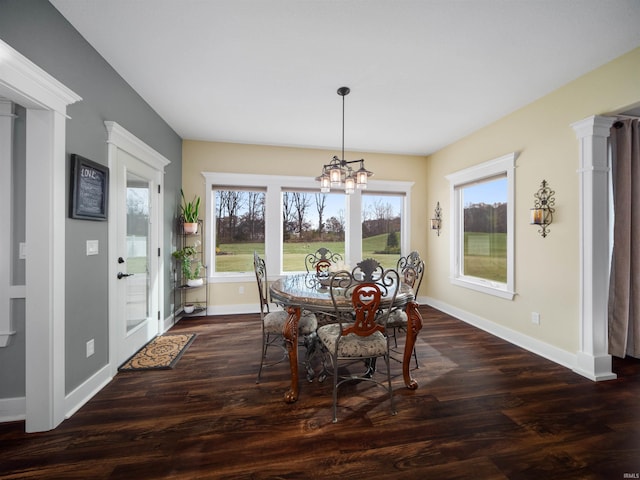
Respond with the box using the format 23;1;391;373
270;273;422;403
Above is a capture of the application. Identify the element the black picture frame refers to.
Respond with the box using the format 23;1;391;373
70;154;109;221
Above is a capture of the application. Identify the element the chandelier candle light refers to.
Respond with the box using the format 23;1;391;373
530;179;555;238
431;201;442;236
316;87;373;194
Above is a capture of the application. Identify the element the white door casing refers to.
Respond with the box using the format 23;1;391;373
106;121;169;375
114;150;160;364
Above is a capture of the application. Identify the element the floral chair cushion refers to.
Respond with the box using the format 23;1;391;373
264;310;317;335
317;323;387;358
384;308;407;328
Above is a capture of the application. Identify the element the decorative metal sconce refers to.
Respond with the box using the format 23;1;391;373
530;180;555;238
431;201;442;236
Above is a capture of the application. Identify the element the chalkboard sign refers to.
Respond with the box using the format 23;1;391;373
70;154;109;220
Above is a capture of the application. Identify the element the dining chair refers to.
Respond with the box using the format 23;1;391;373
304;247;343;274
386;251;425;368
317;258;399;423
253;252;318;383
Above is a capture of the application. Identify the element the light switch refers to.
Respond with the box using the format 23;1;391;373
86;240;99;256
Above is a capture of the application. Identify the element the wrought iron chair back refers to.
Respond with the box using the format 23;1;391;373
304;247;343;273
254;252;318;384
318;258;399;422
396;251;425;296
253;252;271;316
386;251;425;369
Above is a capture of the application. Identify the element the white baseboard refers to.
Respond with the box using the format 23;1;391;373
0;396;25;423
206;304;260;316
65;364;112;419
423;296;580;376
163;311;177;332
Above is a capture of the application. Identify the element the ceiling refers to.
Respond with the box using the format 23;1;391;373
50;0;640;156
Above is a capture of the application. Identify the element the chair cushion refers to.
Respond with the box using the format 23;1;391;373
264;310;317;335
299;311;318;335
317;323;387;358
384;308;407;328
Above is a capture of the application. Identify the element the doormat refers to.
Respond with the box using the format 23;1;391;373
118;333;196;371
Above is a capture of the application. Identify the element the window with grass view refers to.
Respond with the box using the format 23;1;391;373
282;191;345;271
205;172;412;277
362;193;403;269
214;188;265;273
447;153;515;299
461;177;507;282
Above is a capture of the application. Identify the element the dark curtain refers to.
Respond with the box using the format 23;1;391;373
608;118;640;358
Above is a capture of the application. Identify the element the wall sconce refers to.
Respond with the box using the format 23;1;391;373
530;180;555;238
431;201;442;236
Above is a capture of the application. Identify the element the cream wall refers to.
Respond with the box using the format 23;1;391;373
181;141;429;311
424;47;640;357
181;47;639;368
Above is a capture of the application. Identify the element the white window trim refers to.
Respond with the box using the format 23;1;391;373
446;152;517;300
202;172;413;282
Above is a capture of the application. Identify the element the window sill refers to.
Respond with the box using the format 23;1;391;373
450;276;515;300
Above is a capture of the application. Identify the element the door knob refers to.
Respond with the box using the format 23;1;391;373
117;272;133;279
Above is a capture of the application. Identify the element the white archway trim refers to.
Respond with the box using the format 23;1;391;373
0;40;82;432
572;115;616;381
0;40;81;112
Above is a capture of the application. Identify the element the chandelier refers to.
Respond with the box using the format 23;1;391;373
316;87;373;194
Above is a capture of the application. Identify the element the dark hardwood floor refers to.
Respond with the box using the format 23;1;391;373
1;305;639;479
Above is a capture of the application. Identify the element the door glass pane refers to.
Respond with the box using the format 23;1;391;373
362;193;403;269
126;172;150;332
461;176;507;283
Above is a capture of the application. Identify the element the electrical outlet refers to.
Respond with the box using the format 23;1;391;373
86;339;95;357
531;312;540;325
239;286;245;294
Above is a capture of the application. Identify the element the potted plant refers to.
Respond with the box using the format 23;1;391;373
183;304;195;314
180;188;201;234
172;245;203;286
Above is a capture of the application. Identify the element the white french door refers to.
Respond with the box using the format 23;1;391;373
114;149;161;365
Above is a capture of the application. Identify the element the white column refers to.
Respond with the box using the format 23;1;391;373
571;115;616;381
346;191;362;266
25;109;68;430
0;99;16;347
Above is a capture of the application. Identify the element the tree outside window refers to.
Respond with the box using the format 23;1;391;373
446;153;516;300
204;172;413;277
362;193;403;269
461;178;507;283
282;191;345;271
214;188;265;272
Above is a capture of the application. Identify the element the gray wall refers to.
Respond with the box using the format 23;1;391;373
0;0;182;395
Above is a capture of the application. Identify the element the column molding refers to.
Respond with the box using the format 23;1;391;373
571;115;616;381
0;99;16;347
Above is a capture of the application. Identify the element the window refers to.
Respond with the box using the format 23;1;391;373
362;192;404;269
446;153;516;299
282;190;345;272
213;187;265;273
203;172;413;280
